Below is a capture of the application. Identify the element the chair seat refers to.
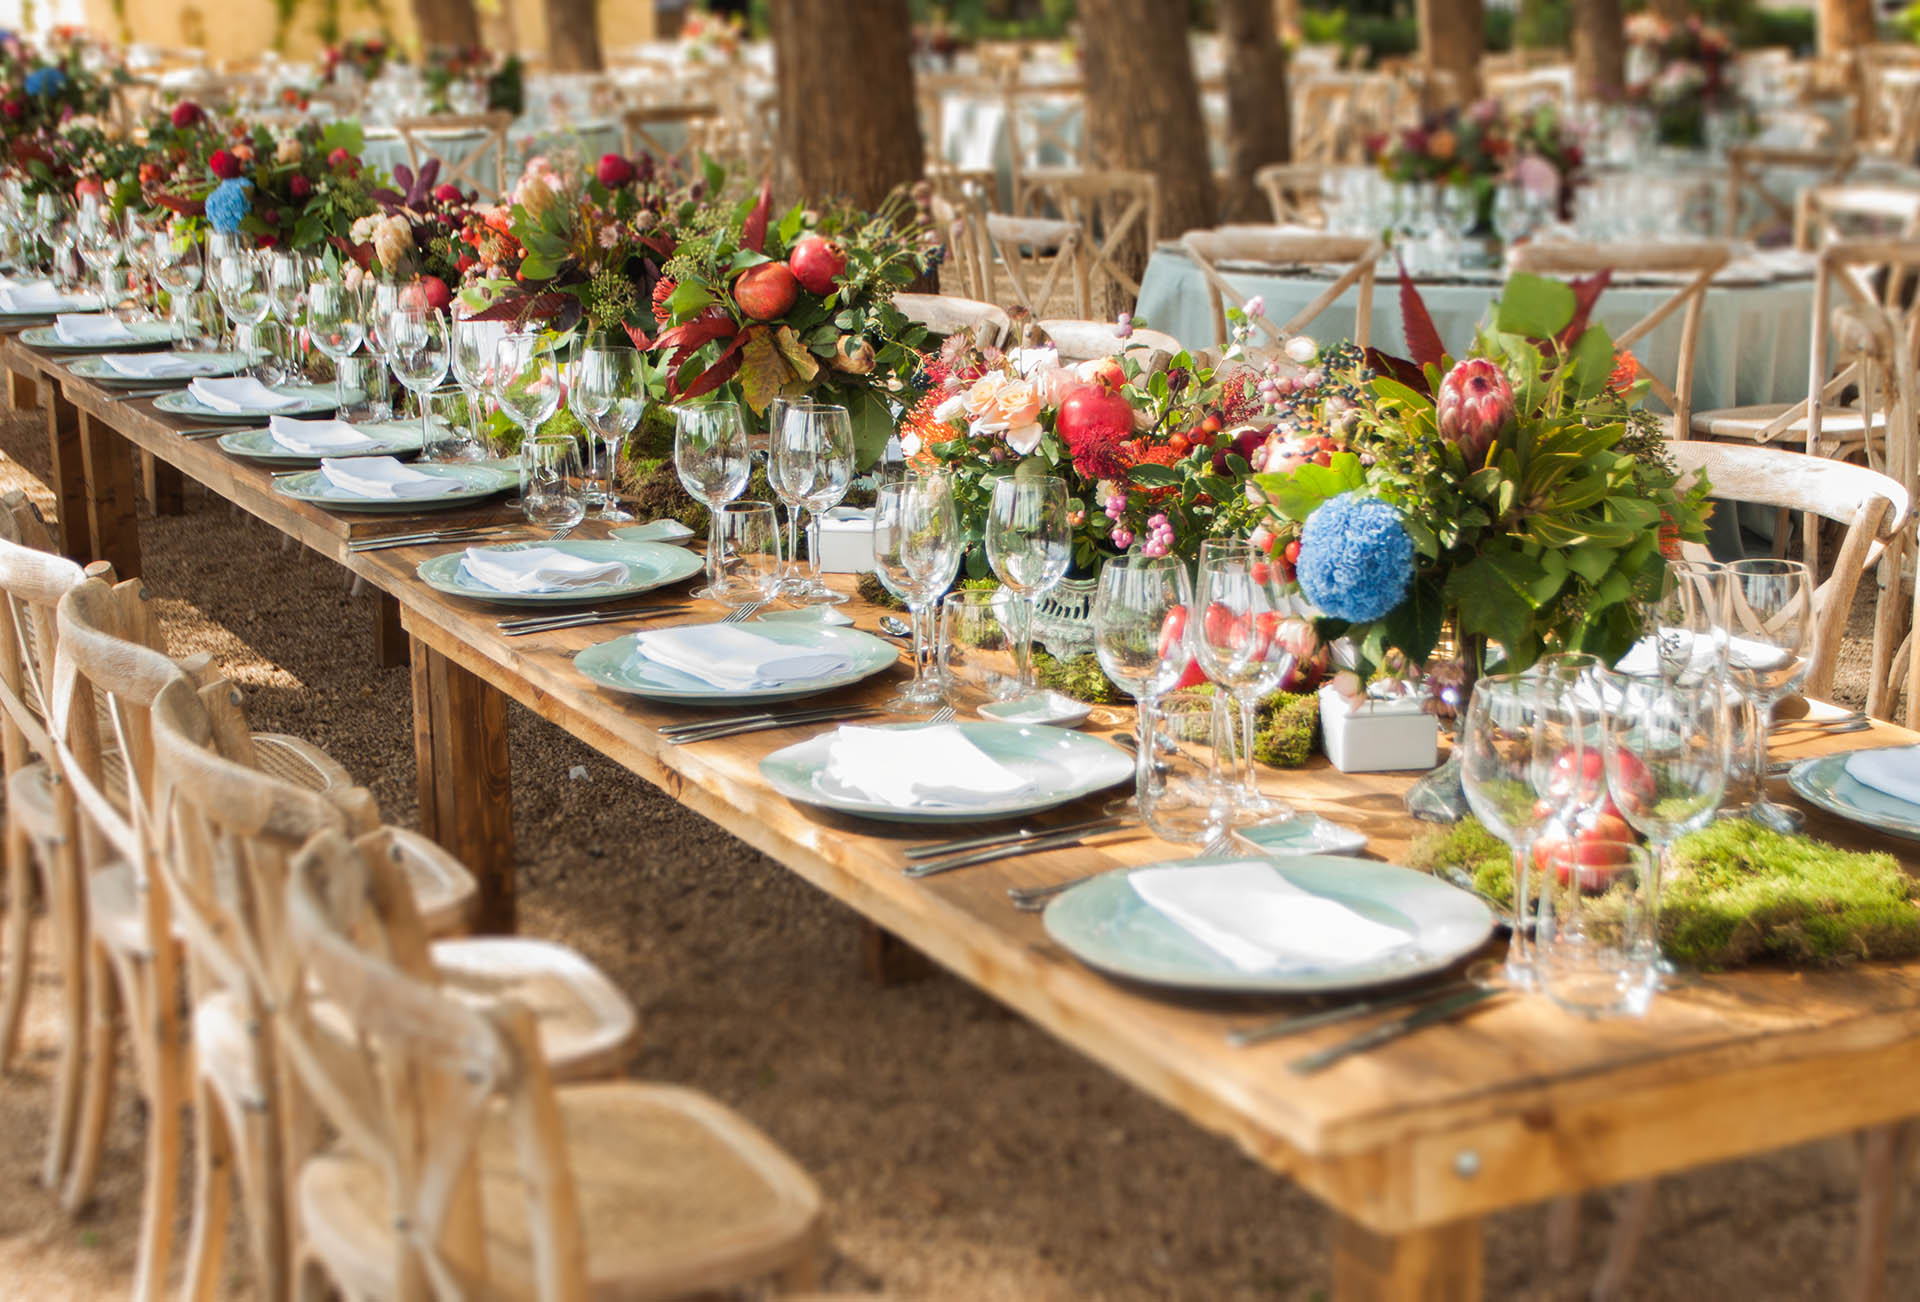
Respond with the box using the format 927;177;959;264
1690;402;1882;445
298;1081;822;1302
429;937;640;1083
250;734;354;796
193;990;265;1109
381;828;478;938
8;760;64;847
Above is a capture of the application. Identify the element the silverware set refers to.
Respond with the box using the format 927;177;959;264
904;813;1127;879
497;604;690;637
1284;985;1505;1074
1772;711;1869;736
348;526;519;553
1226;977;1483;1048
659;703;884;745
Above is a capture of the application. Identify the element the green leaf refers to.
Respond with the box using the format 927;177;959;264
1445;557;1535;658
728;249;771;272
1494;272;1576;339
1129;463;1181;487
845;386;897;470
1566;544;1613;585
777;204;806;245
1381;575;1446;665
319;120;365;157
664;280;714;321
516;252;556;281
1567;325;1615;400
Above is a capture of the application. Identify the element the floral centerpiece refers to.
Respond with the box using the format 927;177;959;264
1625;14;1741;149
0;27;122;141
422;46;524;116
1370;99;1583;229
339;159;484;294
154;116;382;251
679;9;746;65
321;36;392;85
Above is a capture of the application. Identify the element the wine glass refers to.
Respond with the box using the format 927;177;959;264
871;473;962;713
388;305;451;450
1459;673;1563;988
33;194;68;279
571;337;647;520
492;330;562;497
769;402;855;605
153;227;205;305
673;403;752;603
985;475;1070;701
306;280;367;418
265;249;310;379
1093;552;1195;815
1188;540;1293;824
1725;558;1812;832
212;250;272;374
362;279;409;423
448;303;505;458
1642;558;1730;687
74;200;124;299
123;209;165;319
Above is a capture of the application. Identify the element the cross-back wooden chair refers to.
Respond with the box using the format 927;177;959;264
393;112;514;199
894;293;1011;348
1292;75;1390;165
1486;68;1571;113
1253;163;1334;228
1002;83;1084;207
1796;184;1920;308
1037;318;1186;368
1722;144;1858;242
924;176;997;304
1180;225;1387;354
1013;167;1161;312
281;825;825;1302
1507;239;1734;437
982;210;1089;317
619;102;724;171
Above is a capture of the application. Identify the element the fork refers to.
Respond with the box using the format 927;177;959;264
546;524;576;543
925;704;956;725
721;600;764;624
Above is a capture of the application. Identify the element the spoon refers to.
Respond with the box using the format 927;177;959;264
878;615;911;638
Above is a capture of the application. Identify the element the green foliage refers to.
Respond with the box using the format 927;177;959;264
1033;651;1127;705
1251;691;1320;768
856;572;907;611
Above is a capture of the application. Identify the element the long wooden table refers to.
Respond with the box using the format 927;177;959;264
10;330;1920;1300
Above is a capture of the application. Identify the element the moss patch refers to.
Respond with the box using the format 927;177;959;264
1033;651;1126;705
1251;690;1319;769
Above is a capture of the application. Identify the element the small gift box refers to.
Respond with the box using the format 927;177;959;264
813;507;876;574
1317;685;1439;773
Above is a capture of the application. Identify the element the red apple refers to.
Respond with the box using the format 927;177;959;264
1532;814;1635;893
787;234;847;295
733;261;800;320
1158;605;1209;689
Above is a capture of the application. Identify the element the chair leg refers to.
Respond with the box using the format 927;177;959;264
39;835;87;1188
130;958;183;1302
1590;1179;1657;1302
0;811;36;1069
182;1078;233;1302
773;1247;823;1293
60;943;120;1206
1850;1121;1918;1302
1544;1194;1581;1270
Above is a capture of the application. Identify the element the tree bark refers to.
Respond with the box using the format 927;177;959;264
1418;0;1485;105
771;0;924;212
1571;0;1626;101
1079;0;1218;310
410;0;482;49
1819;0;1878;56
1217;0;1292;223
544;0;604;72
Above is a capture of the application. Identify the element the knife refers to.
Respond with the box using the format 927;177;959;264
664;706;884;745
1288;985;1505;1074
904;824;1138;879
1227;979;1478;1048
905;813;1126;861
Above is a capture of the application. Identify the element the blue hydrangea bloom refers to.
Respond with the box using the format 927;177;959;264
23;66;66;97
1295;492;1416;623
205;178;252;234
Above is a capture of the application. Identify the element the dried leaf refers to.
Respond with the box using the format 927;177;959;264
676;328;750;400
1556;270;1612;352
772;326;819;383
737;325;796;412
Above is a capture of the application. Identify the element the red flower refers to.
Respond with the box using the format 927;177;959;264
651;276;677;325
432;182;462;204
1609;349;1639;393
169;100;203;128
288;175;312;200
595;152;636;189
326;146;351;169
0;99;22;122
207;148;242;180
1435;357;1514;469
137;162;160;187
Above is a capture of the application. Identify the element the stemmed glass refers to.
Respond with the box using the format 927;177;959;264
153;227;204;308
1725;558;1812;832
1188;540;1293;823
265;250;310;380
306;280;368;418
362;280;409;424
212;249;271;374
448;303;505;458
1093;552;1195;815
985;475;1070;701
123;210;165;319
769;402;855;604
387;306;450;449
673;403;752;603
493;331;562;498
1459;673;1563;988
34;194;69;281
571;337;647;521
1643;558;1730;686
74;200;124;300
871;473;962;713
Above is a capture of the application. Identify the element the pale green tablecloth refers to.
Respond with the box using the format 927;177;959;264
361;121;624;189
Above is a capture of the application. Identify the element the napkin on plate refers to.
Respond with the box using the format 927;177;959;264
459;546;629;593
317;456;460;499
0;280;94;315
631;623;852;691
820;723;1034;809
1615;631;1792;678
53;313;136;345
102;352;221;379
268;415;378;456
1129;860;1412;973
1844;747;1920;808
188;376;304;413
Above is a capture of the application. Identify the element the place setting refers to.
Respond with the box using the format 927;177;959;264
217;412;428;466
19;311;176;352
0;277;102;324
272;454;518;514
154;375;340;423
66;349;248;390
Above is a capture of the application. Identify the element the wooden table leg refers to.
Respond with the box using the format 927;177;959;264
140;452;183;516
372;591;409;669
43;389;91;564
1332;1215;1482;1302
76;410;140;580
5;368;37;412
410;637;514;931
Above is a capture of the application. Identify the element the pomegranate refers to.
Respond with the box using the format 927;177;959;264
787;234;848;295
1157;606;1209;690
1532;813;1635;893
733;261;799;321
1055;382;1136;479
416;275;451;312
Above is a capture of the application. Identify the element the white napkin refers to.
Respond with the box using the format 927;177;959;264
1616;632;1792;678
0;280;94;315
188;376;304;413
459;546;629;593
631;623;851;690
268;415;378;455
102;352;222;379
1845;747;1920;808
1129;860;1412;973
821;723;1034;809
318;456;460;499
53;313;136;345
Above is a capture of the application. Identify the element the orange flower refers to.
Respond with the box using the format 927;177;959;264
1429;129;1457;161
1609;349;1639;393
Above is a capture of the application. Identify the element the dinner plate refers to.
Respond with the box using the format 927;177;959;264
611;520;696;545
575;621;898;705
18;321;176;352
154;383;338;422
417;539;703;607
216;421;427;466
272;462;517;514
67;351;247;387
1042;855;1493;994
759;720;1133;823
1231;813;1369;857
1787;747;1920;841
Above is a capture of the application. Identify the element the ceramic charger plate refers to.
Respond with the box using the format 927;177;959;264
216;421;426;466
153;383;338;423
417;539;704;608
1787;747;1920;842
1043;854;1494;994
575;621;898;706
759;720;1134;824
19;320;177;351
272;462;517;514
67;350;247;388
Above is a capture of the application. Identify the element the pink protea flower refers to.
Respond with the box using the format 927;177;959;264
1436;358;1514;469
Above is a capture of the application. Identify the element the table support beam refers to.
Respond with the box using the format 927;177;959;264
411;637;513;930
76;410;140;580
1332;1214;1482;1302
373;591;409;669
43;388;90;564
141;451;183;516
6;368;37;412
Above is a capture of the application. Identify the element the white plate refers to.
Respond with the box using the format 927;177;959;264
272;462;517;513
1231;813;1368;857
978;691;1092;728
612;520;696;545
574;621;900;705
416;539;703;607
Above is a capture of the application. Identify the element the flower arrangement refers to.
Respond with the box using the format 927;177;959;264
340;158;483;291
1370;98;1583;225
321;36;392;85
422;46;524;116
1625;15;1741;148
0;27;122;141
153;118;382;251
679;8;747;65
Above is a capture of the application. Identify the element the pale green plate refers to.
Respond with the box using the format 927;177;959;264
19;320;176;352
575;621;898;706
417;539;703;608
1788;747;1920;842
759;720;1133;823
68;351;246;388
153;383;337;423
1231;813;1369;857
216;421;426;466
1042;855;1493;994
272;462;516;514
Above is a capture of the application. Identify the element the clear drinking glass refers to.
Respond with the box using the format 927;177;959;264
1189;540;1293;825
305;280;367;416
716;500;783;601
213;250;270;360
74;200;123;297
673;403;752;603
1093;552;1195;815
1725;558;1812;833
985;475;1071;701
1459;673;1563;989
154;227;205;307
448;302;505;457
871;473;963;714
939;587;1023;711
172;290;223;352
769;402;855;604
521;434;587;529
389;306;451;451
33;193;68;278
334;355;384;423
1643;558;1731;687
572;337;647;521
124;209;165;319
265;249;310;379
1144;691;1234;847
1536;841;1658;1019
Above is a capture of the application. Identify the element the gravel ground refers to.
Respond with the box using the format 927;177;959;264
0;402;1914;1301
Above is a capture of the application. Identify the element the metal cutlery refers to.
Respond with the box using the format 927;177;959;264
497;606;690;637
547;524;576;542
1288;985;1505;1074
658;702;868;737
1227;979;1479;1048
925;704;956;726
877;615;911;638
904;823;1137;879
1772;711;1869;734
721;600;764;624
1007;871;1108;910
348;528;517;553
663;705;884;745
907;814;1126;861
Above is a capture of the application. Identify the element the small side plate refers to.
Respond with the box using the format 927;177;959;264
978;691;1093;728
1232;813;1368;857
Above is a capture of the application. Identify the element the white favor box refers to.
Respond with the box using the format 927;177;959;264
814;507;876;573
1317;686;1440;773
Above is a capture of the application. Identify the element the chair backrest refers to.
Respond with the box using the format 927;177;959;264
1723;145;1857;242
1486;68;1571;113
1668;442;1910;702
619;102;723;169
0;495;86;769
981;210;1085;316
1037;318;1185;366
1253;163;1332;228
1506;239;1733;434
393;112;514;198
894;294;1011;349
1180;224;1385;352
1002;83;1085;196
1796;186;1920;310
1012;167;1160;312
923;178;996;305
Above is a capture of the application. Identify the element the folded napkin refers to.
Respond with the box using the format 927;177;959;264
188;376;304;413
459;546;629;594
102;352;222;379
317;456;460;500
1845;747;1920;808
53;313;136;346
268;415;378;456
1616;631;1792;678
1129;860;1412;973
821;723;1034;809
0;280;94;315
631;623;852;691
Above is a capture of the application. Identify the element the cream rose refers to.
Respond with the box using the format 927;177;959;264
960;371;1006;419
988;378;1043;430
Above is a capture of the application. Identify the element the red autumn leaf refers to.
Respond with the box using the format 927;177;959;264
740;173;772;254
671;326;750;399
327;235;374;271
1364;347;1431;398
152;192;206;217
1397;255;1448;372
1555;270;1612;352
654;312;738;360
622;321;653;351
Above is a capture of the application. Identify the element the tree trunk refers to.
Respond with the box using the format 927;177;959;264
410;0;482;49
1079;0;1218;312
1571;0;1626;101
544;0;604;72
1418;0;1485;105
1819;0;1877;56
1648;0;1689;20
771;0;924;212
1218;0;1292;223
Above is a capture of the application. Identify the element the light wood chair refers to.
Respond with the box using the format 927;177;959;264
1037;318;1185;367
1486;68;1572;113
894;293;1012;348
923;175;997;304
982;209;1088;317
1507;239;1734;438
1253;163;1334;228
393;111;515;198
280;825;826;1302
1180;224;1386;354
1722;144;1858;242
1014;167;1161;314
1002;82;1085;210
620;102;724;169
